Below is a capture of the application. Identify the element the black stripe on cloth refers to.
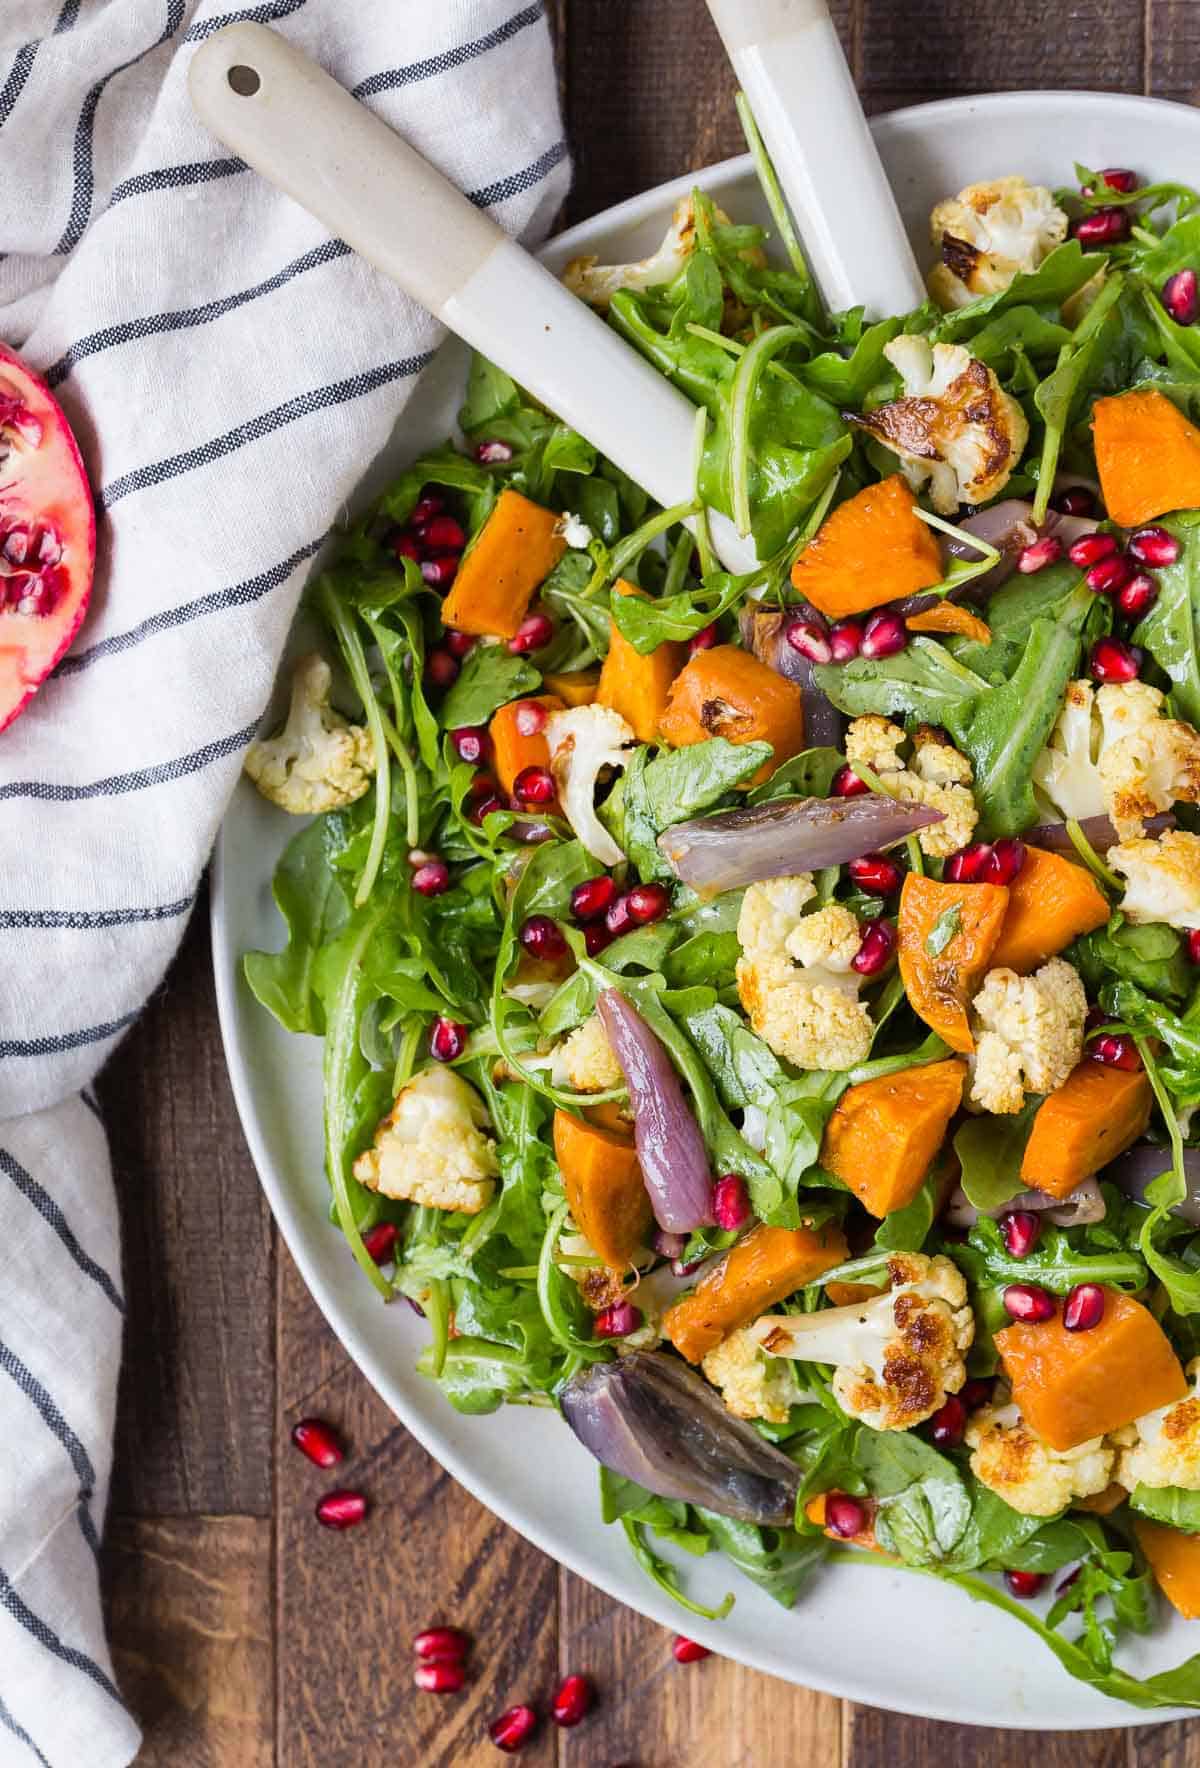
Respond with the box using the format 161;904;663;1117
0;1694;51;1768
97;352;434;511
352;1;543;99
0;894;194;929
57;535;326;673
108;154;246;207
0;1341;98;1557
0;1570;123;1707
54;0;187;254
0;44;37;131
0;1009;139;1059
467;138;568;210
184;0;308;43
44;238;349;387
55;0;83;30
0;1149;125;1314
0;718;259;803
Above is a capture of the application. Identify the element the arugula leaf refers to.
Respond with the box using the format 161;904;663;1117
814;637;989;729
874;1174;938;1253
798;316;904;403
1030;274;1127;522
616;739;772;881
678;1001;788;1110
694;1509;827;1607
855;1430;972;1566
1069;915;1189;1003
954;1216;1148;1295
954;1099;1042;1212
925;905;962;957
610;571;745;655
931;240;1106;341
1130;512;1200;727
1131;1486;1200;1532
243;814;352;1034
747;746;844;805
439;647;541;728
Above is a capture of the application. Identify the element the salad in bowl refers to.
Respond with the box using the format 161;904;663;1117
241;115;1200;1710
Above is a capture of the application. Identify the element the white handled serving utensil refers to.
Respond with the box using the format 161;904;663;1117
706;0;926;317
188;22;758;572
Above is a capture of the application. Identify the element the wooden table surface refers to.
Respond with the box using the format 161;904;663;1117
95;3;1200;1763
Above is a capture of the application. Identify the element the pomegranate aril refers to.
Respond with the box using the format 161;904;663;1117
1055;486;1096;517
944;841;993;883
627;881;670;924
848;852;903;896
1063;1282;1106;1332
489;1705;538;1752
654;1228;688;1260
1000;1209;1041;1259
829;619;865;663
594;1300;642;1339
453;727;491;764
470;793;506;824
513;699;548;737
421;554;460;589
1117;572;1159;620
672;1636;711;1664
291;1417;345;1469
1003;1283;1055;1324
1069;532;1119;568
785;614;832;664
392;532;420;562
688;621;718;655
422;514;466;551
861;610;907;659
961;1377;995;1411
1085;552;1134;596
362;1221;398;1265
415;1662;466;1694
571;875;617;922
444;627;476;659
824;1493;868;1538
1057;1565;1082;1595
411;493;444;525
982;838;1027;885
519;913;566;960
1188;929;1200;964
583;922;614;957
513;765;555;806
852;918;896;976
1017;535;1063;574
1005;1570;1047;1599
551;1673;593;1728
430;1017;468;1062
1098;167;1138;193
1163;269;1200;327
426;648;460;690
414;1626;470;1662
1128;525;1182;568
1090;636;1142;683
929;1395;967;1450
1073;207;1131;246
832;764;869;798
1087;1031;1141;1070
605;893;635;937
508;610;554;654
34;526;62;567
315;1489;367;1530
475;439;514;464
713;1173;752;1232
412;860;451;897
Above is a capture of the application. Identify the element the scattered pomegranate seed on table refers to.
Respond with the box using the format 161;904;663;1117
831;763;869;798
594;1300;642;1339
861;609;907;658
672;1635;712;1663
1005;1570;1047;1599
488;1704;539;1752
852;918;896;976
291;1418;345;1469
829;618;865;662
414;1626;471;1662
508;610;555;654
929;1395;966;1449
519;914;566;960
412;859;450;898
1072;207;1130;246
430;1018;468;1062
425;647;460;689
784;613;832;664
688;621;718;654
1085;552;1134;596
571;875;617;922
1063;1283;1106;1332
415;1662;466;1694
823;1493;868;1539
1069;532;1118;569
626;881;670;924
1055;486;1095;517
1017;535;1062;574
1116;572;1159;619
848;852;903;896
513;764;555;806
513;699;548;736
713;1173;752;1231
551;1673;594;1727
1089;636;1142;683
1163;269;1200;327
315;1489;368;1530
1003;1283;1055;1324
1000;1210;1041;1259
362;1221;398;1265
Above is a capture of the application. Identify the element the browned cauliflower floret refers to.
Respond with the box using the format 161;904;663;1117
1109;829;1200;931
1112;1359;1200;1492
702;1326;805;1425
545;704;636;866
968;958;1087;1114
851;336;1028;514
562;195;760;308
244;652;374;814
1033;678;1200;839
748;1253;973;1431
928;177;1069;309
967;1395;1114;1516
551;1013;623;1093
843;715;977;858
736;878;873;1072
353;1068;498;1214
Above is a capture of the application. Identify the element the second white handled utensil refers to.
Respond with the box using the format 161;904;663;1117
188;22;758;573
706;0;927;318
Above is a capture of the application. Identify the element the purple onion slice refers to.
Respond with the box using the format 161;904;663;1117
1026;812;1173;857
658;793;942;895
1105;1144;1200;1226
596;988;713;1233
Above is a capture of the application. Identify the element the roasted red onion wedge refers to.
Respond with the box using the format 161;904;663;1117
940;500;1099;592
559;1351;801;1524
740;606;844;747
1106;1145;1200;1226
658;793;942;894
1027;812;1173;856
596;989;714;1232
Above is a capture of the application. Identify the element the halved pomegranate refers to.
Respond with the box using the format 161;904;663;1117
0;342;94;732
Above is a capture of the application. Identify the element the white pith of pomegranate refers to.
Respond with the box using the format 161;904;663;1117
0;341;95;733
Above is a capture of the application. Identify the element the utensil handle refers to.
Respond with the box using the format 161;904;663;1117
706;0;927;317
187;22;710;524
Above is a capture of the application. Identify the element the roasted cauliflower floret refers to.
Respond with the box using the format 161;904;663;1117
551;1012;623;1093
1112;1359;1200;1492
968;957;1087;1113
928;176;1069;310
749;1253;973;1431
702;1326;805;1425
1033;678;1200;837
1032;679;1107;823
353;1067;498;1214
852;336;1028;514
967;1395;1114;1516
1109;829;1200;931
545;704;637;866
843;715;977;858
563;195;758;308
244;652;374;814
736;877;874;1072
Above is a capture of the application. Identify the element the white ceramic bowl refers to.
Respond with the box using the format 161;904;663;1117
213;92;1200;1727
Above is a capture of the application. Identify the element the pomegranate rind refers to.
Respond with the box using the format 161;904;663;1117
0;340;95;733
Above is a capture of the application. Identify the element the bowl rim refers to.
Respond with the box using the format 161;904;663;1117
212;88;1200;1729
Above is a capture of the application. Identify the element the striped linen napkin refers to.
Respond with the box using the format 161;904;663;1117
0;4;568;1762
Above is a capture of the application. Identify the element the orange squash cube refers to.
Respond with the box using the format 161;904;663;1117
663;1221;847;1364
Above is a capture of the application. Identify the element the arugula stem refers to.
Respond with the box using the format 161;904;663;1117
1066;818;1122;891
318;584;391;907
734;89;820;323
729;326;808;538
